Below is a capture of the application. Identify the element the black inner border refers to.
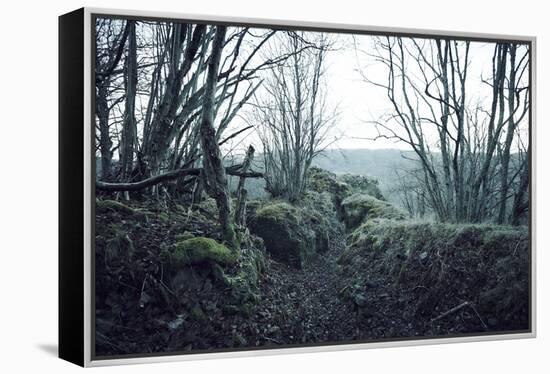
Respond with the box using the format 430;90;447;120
90;11;534;362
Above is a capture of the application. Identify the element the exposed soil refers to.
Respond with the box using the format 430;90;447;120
248;230;360;345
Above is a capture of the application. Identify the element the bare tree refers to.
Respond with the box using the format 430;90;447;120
94;18;129;180
199;26;239;249
95;21;283;200
253;32;337;202
120;20;137;182
359;36;529;223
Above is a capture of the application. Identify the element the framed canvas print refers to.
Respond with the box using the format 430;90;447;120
59;7;536;367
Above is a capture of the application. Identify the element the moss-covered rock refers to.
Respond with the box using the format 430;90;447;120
196;197;218;218
225;245;266;315
341;193;406;230
307;167;339;193
170;237;237;267
249;202;319;268
307;167;352;217
338;174;385;200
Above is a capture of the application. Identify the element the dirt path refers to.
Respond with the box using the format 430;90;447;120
251;230;361;345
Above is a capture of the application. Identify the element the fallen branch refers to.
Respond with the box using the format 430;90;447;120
96;164;263;192
431;301;470;322
431;300;488;330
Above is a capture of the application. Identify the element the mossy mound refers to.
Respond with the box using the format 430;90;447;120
337;174;385;200
338;221;529;332
224;243;267;316
307;167;340;193
249;201;325;268
196;197;218;217
171;237;237;267
307;167;352;217
341;193;406;230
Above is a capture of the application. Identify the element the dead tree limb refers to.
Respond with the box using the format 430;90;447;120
234;145;255;226
96;165;263;192
431;301;470;322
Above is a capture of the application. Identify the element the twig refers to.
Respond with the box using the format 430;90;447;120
409;285;429;292
96;331;122;351
468;303;488;330
512;239;523;256
431;301;470;322
159;278;177;297
262;335;282;344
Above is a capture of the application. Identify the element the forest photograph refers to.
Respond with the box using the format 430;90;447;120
93;16;531;357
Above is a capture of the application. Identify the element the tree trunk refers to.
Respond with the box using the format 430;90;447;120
199;26;239;250
497;45;518;224
120;20;137;181
510;151;529;226
96;82;112;181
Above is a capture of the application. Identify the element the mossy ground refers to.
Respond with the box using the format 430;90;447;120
339;221;529;333
171;237;237;266
254;201;301;224
95;197;269;355
337;173;385;200
95;167;530;354
341;193;407;230
96;199;137;215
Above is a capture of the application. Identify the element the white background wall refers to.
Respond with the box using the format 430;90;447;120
0;0;547;372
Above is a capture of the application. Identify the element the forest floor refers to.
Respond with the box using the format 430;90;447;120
94;195;528;356
248;230;361;345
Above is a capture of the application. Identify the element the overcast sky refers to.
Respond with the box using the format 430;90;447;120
222;29;530;157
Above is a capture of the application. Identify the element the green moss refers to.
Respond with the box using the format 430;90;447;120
341;221;529;283
171;237;237;266
105;226;135;263
224;246;266;314
254;202;301;225
338;174;385;200
157;212;170;222
197;198;218;217
338;220;529;328
341;193;407;229
307;167;339;193
190;305;206;321
96;199;136;215
175;231;195;242
223;222;240;251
